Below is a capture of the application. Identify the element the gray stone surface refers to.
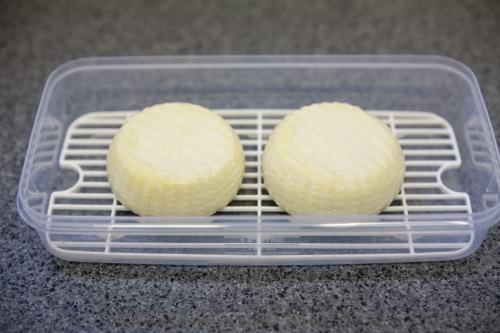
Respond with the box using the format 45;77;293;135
1;0;500;332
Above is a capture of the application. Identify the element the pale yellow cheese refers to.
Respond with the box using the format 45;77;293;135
262;102;405;215
107;103;245;216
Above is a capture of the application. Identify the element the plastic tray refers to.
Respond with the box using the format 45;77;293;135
17;55;500;265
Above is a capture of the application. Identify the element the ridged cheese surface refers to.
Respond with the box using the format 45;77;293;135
262;102;405;215
107;103;245;216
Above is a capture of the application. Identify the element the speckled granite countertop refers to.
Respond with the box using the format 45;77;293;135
1;0;499;332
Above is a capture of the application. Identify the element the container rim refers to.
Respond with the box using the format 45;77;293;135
17;54;500;232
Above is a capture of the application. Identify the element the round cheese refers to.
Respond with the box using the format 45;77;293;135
107;103;245;216
262;102;405;215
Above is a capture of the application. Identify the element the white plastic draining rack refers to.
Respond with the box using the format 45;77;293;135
46;109;473;264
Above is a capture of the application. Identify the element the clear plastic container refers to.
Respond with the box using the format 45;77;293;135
17;55;500;265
